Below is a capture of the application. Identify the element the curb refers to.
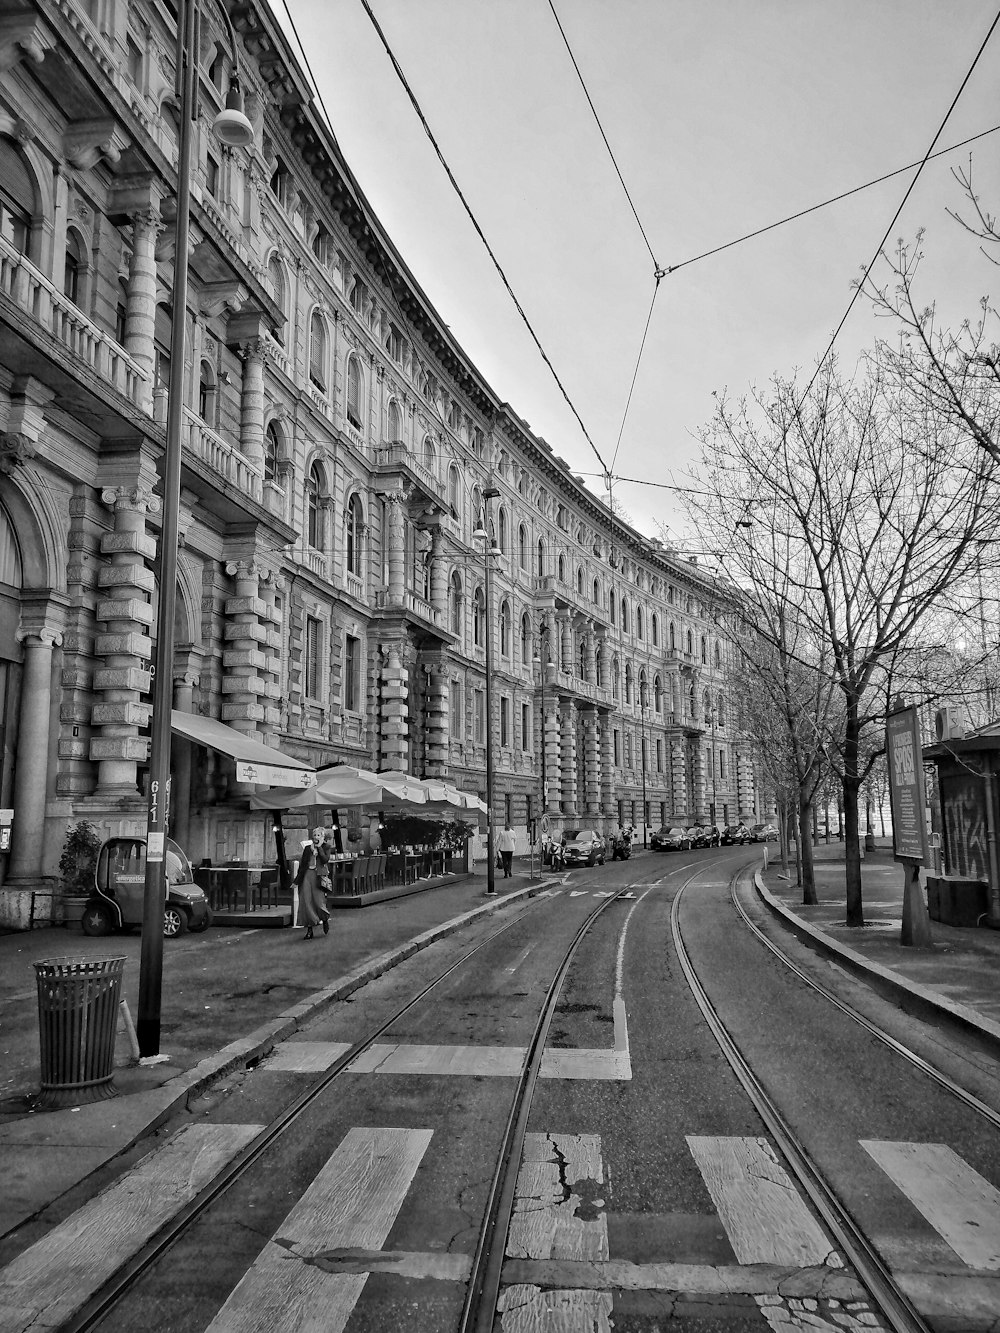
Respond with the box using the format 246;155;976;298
753;872;1000;1055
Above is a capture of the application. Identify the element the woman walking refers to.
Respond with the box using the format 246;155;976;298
295;825;331;939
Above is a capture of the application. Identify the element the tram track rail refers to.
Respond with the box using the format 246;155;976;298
731;874;1000;1132
671;875;934;1333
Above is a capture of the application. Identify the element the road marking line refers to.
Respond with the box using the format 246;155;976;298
506;943;538;974
0;1123;263;1333
861;1140;1000;1270
204;1126;432;1333
687;1137;839;1268
265;1041;353;1072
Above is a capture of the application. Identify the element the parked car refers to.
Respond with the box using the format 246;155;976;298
702;825;723;847
750;823;778;842
686;825;711;848
81;836;212;937
651;826;691;851
721;823;751;845
562;830;607;867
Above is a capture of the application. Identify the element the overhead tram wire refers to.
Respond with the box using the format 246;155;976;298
352;0;612;485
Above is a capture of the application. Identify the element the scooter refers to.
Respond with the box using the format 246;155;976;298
610;829;632;861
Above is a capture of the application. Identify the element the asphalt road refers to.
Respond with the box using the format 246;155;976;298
5;847;999;1332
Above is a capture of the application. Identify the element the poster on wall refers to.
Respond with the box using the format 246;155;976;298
886;705;929;863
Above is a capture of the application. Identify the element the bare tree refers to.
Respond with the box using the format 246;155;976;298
687;358;1000;926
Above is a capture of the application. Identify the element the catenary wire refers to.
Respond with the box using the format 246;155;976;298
545;0;660;272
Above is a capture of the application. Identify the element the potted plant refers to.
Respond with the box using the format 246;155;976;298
59;820;102;930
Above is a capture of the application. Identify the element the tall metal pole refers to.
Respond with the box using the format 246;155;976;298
709;708;718;828
640;681;647;847
480;486;499;896
138;0;197;1057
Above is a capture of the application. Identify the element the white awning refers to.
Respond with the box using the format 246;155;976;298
170;711;316;788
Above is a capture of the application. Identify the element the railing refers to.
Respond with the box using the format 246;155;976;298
376;441;444;498
404;590;441;626
345;572;365;601
0;235;148;404
183;408;265;503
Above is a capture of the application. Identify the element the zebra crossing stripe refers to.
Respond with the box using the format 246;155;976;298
204;1127;431;1333
686;1136;837;1267
0;1123;263;1333
861;1140;1000;1270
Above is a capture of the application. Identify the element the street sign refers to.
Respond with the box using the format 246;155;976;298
540;814;550;834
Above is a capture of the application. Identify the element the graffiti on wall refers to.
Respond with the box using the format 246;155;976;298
940;771;988;881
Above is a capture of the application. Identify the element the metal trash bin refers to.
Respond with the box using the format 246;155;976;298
34;956;126;1109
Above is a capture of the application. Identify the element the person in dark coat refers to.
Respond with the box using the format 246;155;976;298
295;825;330;939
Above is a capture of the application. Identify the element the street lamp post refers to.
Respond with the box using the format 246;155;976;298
639;678;648;848
138;0;253;1058
533;620;550;866
474;486;500;896
707;706;718;829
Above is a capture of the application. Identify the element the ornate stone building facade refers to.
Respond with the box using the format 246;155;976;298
0;0;759;926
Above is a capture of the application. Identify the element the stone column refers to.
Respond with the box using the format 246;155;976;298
126;208;163;411
670;740;687;821
239;338;267;469
560;614;573;674
258;567;282;733
737;749;756;821
693;742;708;821
171;667;199;851
380;645;410;770
6;627;62;881
559;700;578;817
599;711;614;813
222;560;270;737
429;530;448;621
582;707;600;816
584;631;596;686
386;493;406;606
90;485;157;793
543;684;560;814
424;662;449;777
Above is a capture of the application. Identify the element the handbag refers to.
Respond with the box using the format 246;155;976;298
318;872;332;892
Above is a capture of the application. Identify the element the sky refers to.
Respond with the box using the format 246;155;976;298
266;1;1000;554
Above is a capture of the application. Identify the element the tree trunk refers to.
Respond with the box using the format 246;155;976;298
843;699;865;926
799;797;817;904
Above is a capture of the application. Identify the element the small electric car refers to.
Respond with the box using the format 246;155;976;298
81;836;211;937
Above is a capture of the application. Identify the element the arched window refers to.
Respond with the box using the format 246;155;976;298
636;606;644;640
612;658;620;700
704;688;712;718
345;493;363;575
268;256;287;345
638;669;647;709
449;464;461;516
593;577;600;603
0;499;24;586
701;634;708;664
621;597;629;633
537;539;545;577
595;640;604;688
64;230;86;305
264;421;280;482
625;662;633;705
714;641;722;668
578;640;587;680
654;674;662;713
307;461;324;549
309;311;327;389
577;567;584;595
498;507;508;559
473;587;486;648
717;693;726;727
557;554;565;582
450;572;463;634
610;594;616;626
669;620;676;650
518;523;527;570
652;613;659;647
198;360;216;424
471;486;483;533
521;613;532;665
0;138;34;254
686;628;693;655
346;355;363;430
500;599;511;657
387;399;403;443
424;436;437;476
115;277;129;345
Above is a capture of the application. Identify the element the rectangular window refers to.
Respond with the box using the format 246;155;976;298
504;793;513;825
520;702;531;752
719;748;727;780
625;732;633;768
500;696;510;748
450;680;463;739
617;799;624;826
473;688;485;745
205;152;219;198
384;323;403;362
350;276;367;314
660;801;667;826
305;616;321;700
613;728;620;766
525;794;533;830
344;635;360;711
127;33;143;84
656;738;663;773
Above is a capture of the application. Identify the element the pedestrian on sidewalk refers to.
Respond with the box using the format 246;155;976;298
498;822;516;878
295;826;330;939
